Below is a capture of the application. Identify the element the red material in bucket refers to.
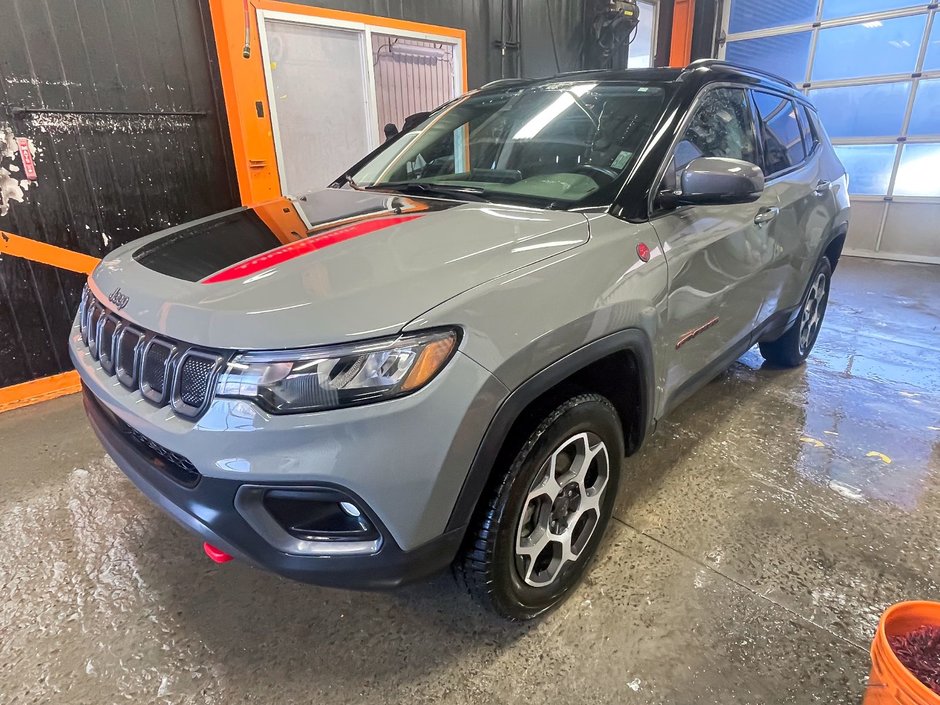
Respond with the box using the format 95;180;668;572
864;601;940;705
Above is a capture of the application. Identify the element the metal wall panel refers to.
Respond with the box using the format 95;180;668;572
0;0;605;389
0;0;237;387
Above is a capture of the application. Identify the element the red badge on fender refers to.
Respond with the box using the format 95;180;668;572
636;243;651;262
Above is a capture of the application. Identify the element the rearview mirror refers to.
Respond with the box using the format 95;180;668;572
673;157;764;206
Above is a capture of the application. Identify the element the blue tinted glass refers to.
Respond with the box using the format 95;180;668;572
753;92;806;173
925;18;940;70
809;82;911;137
834;144;897;195
729;0;818;34
726;33;813;84
822;0;919;20
812;15;926;81
909;79;940;136
894;144;940;196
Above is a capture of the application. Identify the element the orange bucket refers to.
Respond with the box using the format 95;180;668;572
864;601;940;705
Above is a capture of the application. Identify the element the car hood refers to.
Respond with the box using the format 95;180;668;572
88;189;590;350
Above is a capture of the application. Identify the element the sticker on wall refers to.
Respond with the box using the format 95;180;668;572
0;126;38;217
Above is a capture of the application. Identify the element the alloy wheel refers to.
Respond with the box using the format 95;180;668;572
513;432;610;588
799;271;828;355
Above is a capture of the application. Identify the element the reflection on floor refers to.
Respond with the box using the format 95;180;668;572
1;256;937;704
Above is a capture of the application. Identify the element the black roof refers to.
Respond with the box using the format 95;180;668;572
480;60;800;98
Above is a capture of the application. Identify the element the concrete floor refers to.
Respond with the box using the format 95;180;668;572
1;256;938;704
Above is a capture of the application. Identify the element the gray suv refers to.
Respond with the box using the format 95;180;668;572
71;60;850;620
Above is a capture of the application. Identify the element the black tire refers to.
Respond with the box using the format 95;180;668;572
759;256;832;368
455;393;624;621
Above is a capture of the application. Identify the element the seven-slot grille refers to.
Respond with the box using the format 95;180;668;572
78;287;226;418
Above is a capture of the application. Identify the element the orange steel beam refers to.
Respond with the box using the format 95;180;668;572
0;231;100;275
669;0;696;67
0;371;83;414
207;0;468;206
0;233;97;412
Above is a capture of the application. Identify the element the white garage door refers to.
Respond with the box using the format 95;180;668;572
721;1;940;264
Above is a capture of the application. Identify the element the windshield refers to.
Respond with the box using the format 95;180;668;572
350;82;667;208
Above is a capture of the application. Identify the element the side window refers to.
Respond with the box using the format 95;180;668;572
797;103;819;156
752;91;806;176
662;87;759;190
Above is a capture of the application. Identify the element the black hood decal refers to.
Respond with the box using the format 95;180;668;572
132;190;459;282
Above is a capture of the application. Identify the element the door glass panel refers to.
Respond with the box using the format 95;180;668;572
894;143;940;196
908;79;940;136
809;82;911;137
812;15;926;81
753;92;806;175
728;0;817;34
821;0;919;20
833;144;897;194
725;33;813;84
797;104;819;153
924;19;940;71
663;88;758;190
264;20;372;195
371;34;457;139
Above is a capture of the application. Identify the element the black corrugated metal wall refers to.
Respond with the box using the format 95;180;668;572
0;0;640;390
0;0;237;388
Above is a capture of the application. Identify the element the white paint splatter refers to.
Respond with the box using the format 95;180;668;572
627;678;641;692
0;167;25;216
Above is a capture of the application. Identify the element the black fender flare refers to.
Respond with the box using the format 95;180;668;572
444;328;655;533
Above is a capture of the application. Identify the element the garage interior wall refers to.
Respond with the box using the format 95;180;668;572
718;0;940;265
0;0;666;408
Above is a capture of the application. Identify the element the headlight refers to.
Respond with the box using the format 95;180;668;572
215;329;459;414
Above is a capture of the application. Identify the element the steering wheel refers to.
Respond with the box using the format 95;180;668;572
574;164;620;184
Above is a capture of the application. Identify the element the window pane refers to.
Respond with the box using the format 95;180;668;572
809;82;911;137
821;0;919;20
797;104;818;153
909;79;940;136
627;1;656;68
753;92;806;174
925;18;940;71
812;15;926;81
725;33;813;84
894;144;940;197
729;0;817;34
833;144;897;195
665;88;758;190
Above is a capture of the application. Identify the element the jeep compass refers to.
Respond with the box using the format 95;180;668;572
71;60;850;620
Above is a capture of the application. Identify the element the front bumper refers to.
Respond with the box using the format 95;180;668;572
82;386;464;589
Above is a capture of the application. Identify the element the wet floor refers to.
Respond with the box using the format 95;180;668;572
2;256;938;704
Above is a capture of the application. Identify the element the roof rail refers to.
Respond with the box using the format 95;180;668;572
684;58;798;90
479;78;536;90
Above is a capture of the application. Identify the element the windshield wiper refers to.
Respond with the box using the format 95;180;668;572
333;173;365;191
368;182;490;202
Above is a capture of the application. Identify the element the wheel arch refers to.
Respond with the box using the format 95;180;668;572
445;329;655;533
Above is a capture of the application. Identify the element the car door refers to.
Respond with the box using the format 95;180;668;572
650;85;780;407
748;91;831;325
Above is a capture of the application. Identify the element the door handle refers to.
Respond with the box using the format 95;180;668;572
754;207;779;226
814;180;831;196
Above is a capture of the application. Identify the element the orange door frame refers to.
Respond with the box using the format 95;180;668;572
207;0;468;207
669;0;696;67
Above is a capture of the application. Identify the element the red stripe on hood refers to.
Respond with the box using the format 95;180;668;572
201;214;424;284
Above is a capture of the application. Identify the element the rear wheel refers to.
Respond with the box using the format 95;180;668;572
456;393;623;621
759;256;832;367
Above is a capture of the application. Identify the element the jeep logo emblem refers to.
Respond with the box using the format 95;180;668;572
108;287;129;311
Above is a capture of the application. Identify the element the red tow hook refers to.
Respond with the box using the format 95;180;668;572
203;542;234;564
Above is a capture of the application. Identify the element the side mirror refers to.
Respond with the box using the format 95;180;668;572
673;157;764;206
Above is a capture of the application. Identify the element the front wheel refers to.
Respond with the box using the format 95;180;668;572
455;393;624;620
759;256;832;367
